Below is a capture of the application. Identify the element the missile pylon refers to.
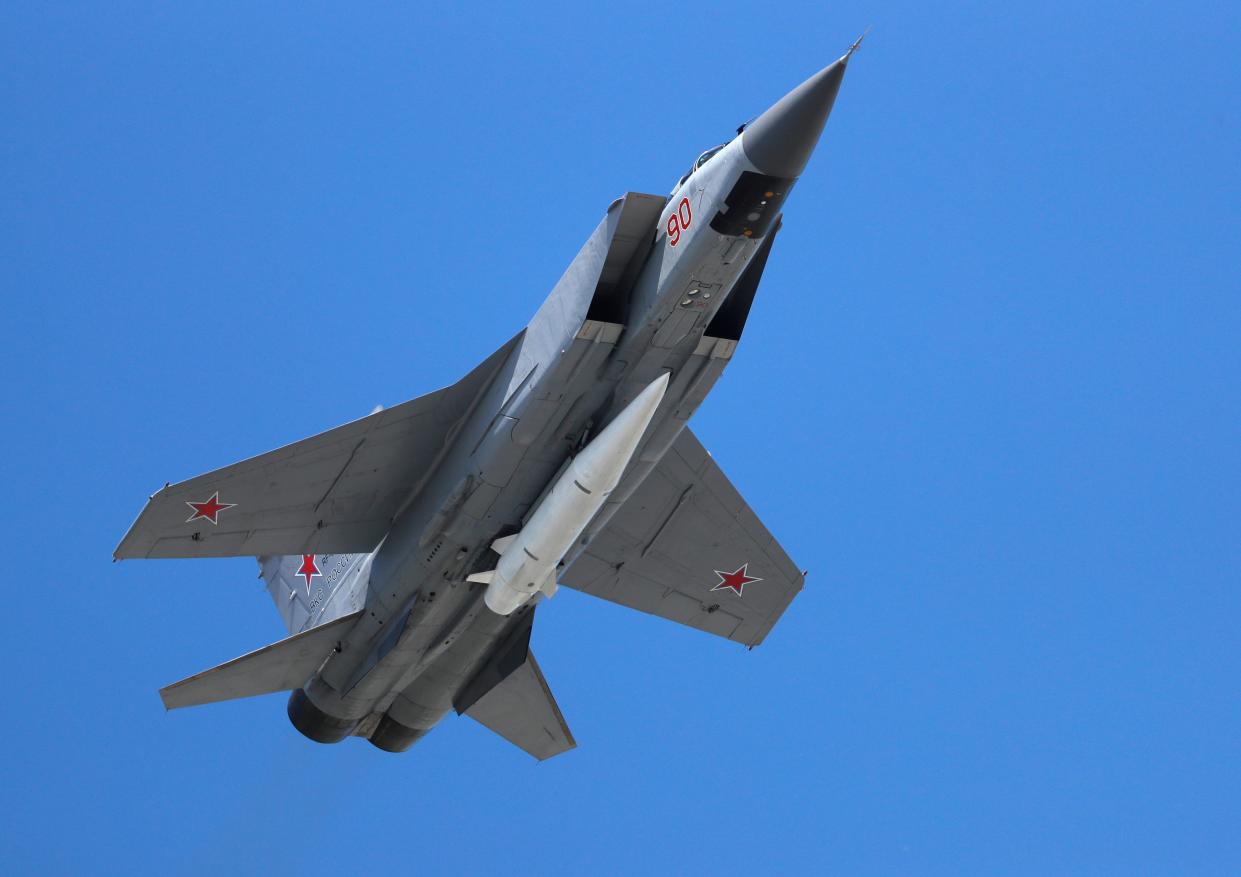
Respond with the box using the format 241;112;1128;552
468;372;671;615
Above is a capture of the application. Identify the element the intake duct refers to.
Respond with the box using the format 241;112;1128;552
287;689;358;744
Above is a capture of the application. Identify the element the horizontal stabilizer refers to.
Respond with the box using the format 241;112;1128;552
160;610;361;710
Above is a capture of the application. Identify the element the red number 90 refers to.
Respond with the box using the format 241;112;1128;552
667;197;692;247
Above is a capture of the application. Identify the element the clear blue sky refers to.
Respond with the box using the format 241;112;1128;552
3;3;1238;874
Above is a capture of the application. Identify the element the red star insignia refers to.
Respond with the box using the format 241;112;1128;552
184;491;236;525
711;563;762;596
296;554;321;594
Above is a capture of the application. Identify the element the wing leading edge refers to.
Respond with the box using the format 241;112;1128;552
115;332;522;560
562;426;804;646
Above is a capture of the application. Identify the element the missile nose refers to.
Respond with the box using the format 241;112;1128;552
628;371;671;424
574;372;671;489
740;53;851;179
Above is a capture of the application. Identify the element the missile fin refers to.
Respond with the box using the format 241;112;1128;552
466;570;495;584
491;534;518;553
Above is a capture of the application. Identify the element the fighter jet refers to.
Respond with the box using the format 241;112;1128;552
116;43;859;759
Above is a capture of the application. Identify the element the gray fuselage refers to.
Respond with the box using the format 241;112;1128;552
292;134;785;749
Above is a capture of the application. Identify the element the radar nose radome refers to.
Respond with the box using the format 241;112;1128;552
740;45;857;179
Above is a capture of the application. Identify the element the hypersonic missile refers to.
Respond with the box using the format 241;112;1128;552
469;372;671;615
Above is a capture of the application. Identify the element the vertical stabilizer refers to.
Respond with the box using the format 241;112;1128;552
260;553;371;634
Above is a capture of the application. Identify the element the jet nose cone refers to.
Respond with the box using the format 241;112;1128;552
740;55;850;179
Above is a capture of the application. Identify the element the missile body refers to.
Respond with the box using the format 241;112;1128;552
469;372;670;615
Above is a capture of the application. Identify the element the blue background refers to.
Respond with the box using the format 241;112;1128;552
3;3;1238;874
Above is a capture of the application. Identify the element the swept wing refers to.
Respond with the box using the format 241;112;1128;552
562;426;804;646
115;333;520;559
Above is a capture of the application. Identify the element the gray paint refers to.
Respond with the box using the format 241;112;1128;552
116;48;859;759
741;56;849;179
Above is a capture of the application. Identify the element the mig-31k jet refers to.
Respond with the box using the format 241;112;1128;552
116;40;861;759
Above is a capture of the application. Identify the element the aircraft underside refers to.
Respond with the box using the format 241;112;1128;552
115;41;860;758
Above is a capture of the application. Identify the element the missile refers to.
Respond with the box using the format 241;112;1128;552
469;372;671;615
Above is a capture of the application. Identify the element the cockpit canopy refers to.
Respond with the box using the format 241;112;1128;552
671;142;728;195
694;144;726;171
